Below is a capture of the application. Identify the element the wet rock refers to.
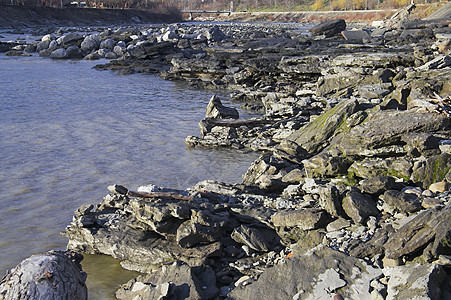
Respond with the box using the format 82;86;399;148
342;188;380;224
0;250;87;299
309;19;346;38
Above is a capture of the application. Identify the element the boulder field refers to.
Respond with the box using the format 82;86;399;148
1;4;451;299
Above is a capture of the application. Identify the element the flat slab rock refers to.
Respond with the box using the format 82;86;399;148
229;245;382;300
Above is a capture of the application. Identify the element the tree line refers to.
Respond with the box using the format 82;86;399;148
1;0;444;12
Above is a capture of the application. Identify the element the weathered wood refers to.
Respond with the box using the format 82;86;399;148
126;191;193;201
107;184;193;201
203;117;276;128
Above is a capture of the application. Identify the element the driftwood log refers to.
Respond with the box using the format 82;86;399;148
107;185;193;201
0;250;87;299
199;117;277;136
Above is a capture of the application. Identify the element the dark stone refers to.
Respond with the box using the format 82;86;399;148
359;176;401;195
342;188;380;224
309;19;347;38
384;205;451;261
383;190;422;213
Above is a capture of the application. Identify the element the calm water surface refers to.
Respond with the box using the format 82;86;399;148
0;54;259;298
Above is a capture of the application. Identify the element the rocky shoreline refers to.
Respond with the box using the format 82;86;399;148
1;3;451;299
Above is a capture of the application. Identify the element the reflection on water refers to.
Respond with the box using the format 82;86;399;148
0;54;259;298
81;254;141;299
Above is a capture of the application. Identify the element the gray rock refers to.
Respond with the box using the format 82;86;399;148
326;217;351;232
99;38;116;50
439;139;451;154
384;204;451;261
383;263;446;300
36;39;50;52
81;34;100;52
302;152;353;178
331;111;449;158
359;176;400;195
411;153;451;189
342;188;380;224
204;25;227;42
105;51;118;59
0;250;87;299
318;183;343;217
383;189;422;213
66;46;82;58
271;208;329;230
229;245;381;299
60;32;83;45
341;29;370;43
231;225;270;252
50;48;68;59
205;95;239;119
286;98;359;155
309;19;346;38
116;262;218;300
348;157;412;180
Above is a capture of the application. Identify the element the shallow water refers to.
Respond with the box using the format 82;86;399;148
0;54;259;298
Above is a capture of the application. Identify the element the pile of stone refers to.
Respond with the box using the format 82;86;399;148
1;4;451;299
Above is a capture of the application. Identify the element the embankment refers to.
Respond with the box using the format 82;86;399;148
0;5;182;29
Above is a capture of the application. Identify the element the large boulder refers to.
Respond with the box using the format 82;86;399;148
271;208;329;230
342;188;380;224
50;48;68;59
0;250;87;299
309;19;346;38
81;34;100;52
284;98;359;156
331;111;450;158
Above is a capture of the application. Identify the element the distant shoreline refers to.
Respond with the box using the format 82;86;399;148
0;5;182;29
